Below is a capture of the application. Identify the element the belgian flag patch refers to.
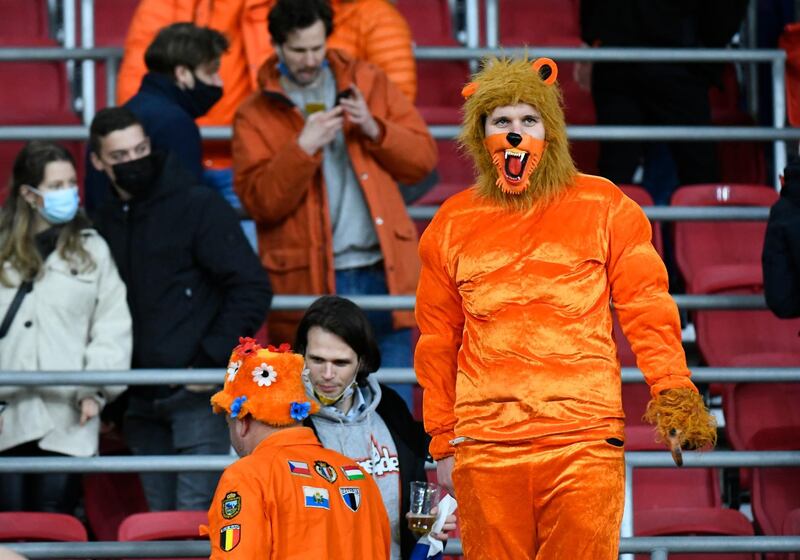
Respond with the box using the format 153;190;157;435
220;524;241;552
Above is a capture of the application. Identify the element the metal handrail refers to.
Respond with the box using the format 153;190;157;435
8;536;800;558
0;367;797;387
0;451;797;474
2;124;799;142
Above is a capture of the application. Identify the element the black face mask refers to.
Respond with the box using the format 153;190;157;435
111;153;160;199
184;76;223;118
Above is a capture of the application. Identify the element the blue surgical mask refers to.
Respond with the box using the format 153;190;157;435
29;186;80;224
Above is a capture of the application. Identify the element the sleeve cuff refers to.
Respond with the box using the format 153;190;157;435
429;432;456;460
650;375;698;399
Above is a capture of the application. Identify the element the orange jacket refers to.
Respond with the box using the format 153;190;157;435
116;0;417;129
233;49;434;343
206;427;390;559
414;175;698;460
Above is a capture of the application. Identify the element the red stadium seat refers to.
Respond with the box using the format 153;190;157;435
693;267;800;371
722;382;800;452
629;436;755;560
415;139;472;206
671;184;778;293
780;22;800;127
118;511;209;560
749;428;800;560
0;0;50;44
0;512;88;542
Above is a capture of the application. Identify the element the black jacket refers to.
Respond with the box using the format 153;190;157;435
86;73;205;213
763;159;800;318
93;152;272;373
305;384;430;560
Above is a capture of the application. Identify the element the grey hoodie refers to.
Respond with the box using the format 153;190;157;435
307;376;402;560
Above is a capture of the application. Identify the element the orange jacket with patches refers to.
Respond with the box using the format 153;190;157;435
206;427;390;559
414;175;698;460
116;0;417;128
233;49;434;343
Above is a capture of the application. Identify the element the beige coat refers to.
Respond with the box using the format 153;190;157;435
0;229;132;457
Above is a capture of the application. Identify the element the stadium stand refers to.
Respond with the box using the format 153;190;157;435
672;183;779;293
118;511;208;560
1;1;800;558
0;512;88;542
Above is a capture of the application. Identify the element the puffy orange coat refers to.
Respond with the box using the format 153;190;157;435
205;427;390;559
415;175;699;460
116;0;417;128
233;49;435;344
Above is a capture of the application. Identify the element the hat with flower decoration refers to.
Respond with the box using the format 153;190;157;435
211;338;319;426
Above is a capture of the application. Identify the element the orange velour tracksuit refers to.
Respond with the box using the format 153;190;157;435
205;426;390;559
414;174;699;559
232;49;435;343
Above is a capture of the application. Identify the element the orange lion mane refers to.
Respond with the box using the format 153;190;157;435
459;57;578;211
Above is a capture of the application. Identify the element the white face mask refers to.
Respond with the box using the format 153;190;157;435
302;368;358;406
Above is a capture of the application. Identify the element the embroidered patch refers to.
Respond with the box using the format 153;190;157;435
302;486;330;509
339;487;361;512
288;460;311;477
221;492;241;519
341;465;365;480
314;460;338;484
219;524;241;552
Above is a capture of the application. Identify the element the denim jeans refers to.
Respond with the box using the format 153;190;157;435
124;388;231;511
203;167;258;251
335;264;413;408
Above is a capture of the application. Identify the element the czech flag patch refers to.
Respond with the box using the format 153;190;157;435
288;460;311;477
219;524;240;552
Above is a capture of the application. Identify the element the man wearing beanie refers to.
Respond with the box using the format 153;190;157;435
205;338;390;559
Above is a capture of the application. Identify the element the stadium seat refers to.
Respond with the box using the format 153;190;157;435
397;0;470;124
722;382;800;453
0;512;88;542
118;511;209;560
671;184;778;293
692;267;800;371
414;139;472;206
749;428;800;560
629;435;755;560
780;22;800;127
0;0;51;44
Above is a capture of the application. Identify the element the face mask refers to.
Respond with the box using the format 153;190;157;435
302;368;358;407
484;132;547;195
184;75;223;118
111;153;159;198
28;186;79;224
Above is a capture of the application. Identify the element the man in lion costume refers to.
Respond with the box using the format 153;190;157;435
414;57;717;559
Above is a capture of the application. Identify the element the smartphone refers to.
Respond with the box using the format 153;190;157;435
335;88;354;105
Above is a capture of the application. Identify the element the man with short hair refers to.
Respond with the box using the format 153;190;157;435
206;339;390;559
89;107;272;511
86;22;228;212
233;0;436;386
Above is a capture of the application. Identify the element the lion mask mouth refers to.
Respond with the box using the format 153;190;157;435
484;132;546;194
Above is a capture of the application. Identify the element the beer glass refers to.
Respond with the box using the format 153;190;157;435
407;481;441;538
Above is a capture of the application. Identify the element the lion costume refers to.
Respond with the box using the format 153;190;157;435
414;58;716;559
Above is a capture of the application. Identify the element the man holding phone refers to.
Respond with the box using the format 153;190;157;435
233;0;436;384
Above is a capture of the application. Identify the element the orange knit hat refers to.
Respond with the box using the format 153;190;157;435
210;338;319;426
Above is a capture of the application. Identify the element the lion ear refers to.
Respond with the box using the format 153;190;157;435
532;57;558;86
461;81;479;99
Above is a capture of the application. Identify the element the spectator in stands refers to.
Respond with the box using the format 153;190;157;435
415;58;717;559
577;0;748;204
206;339;391;559
294;296;456;560
0;141;132;513
233;0;435;394
763;155;800;318
114;0;419;208
85;22;228;213
88;107;273;511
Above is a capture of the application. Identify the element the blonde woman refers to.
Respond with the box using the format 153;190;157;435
0;141;132;513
